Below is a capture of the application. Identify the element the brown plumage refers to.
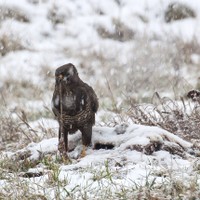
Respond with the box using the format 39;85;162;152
52;63;99;158
187;89;200;103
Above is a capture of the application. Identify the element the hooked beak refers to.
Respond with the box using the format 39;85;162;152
56;74;64;82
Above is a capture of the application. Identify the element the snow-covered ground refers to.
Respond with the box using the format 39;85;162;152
0;0;200;199
0;118;199;199
1;0;200;107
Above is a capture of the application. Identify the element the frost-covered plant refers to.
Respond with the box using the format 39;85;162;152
0;5;30;23
0;33;25;56
97;18;135;42
128;93;200;144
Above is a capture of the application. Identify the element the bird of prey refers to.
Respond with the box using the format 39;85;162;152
52;63;99;159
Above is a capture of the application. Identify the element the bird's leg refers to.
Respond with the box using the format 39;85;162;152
58;126;61;140
58;126;69;160
80;145;86;158
61;127;69;160
80;124;92;158
63;128;68;151
58;126;64;153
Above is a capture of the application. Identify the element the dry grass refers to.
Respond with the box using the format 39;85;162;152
0;113;22;150
0;111;36;151
1;78;42;100
0;5;30;23
97;18;135;42
0;155;199;200
0;5;29;56
63;34;200;112
127;93;200;146
0;33;26;56
0;7;200;198
0;63;56;151
165;2;196;23
47;5;65;27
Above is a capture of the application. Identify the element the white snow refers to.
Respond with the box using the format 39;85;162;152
0;0;200;85
12;121;193;162
1;120;195;198
0;0;200;199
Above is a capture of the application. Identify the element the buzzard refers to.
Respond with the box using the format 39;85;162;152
52;63;99;158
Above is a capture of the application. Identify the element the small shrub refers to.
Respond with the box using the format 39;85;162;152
128;94;200;145
0;6;30;23
0;33;25;56
97;18;135;42
165;2;196;23
47;5;65;27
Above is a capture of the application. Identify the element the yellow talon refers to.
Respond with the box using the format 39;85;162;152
61;152;71;164
80;145;86;158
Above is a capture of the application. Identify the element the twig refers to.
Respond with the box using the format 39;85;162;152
104;75;119;113
0;91;7;107
59;81;64;138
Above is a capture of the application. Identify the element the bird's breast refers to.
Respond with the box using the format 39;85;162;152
54;95;60;106
52;94;59;111
52;91;76;111
63;93;76;109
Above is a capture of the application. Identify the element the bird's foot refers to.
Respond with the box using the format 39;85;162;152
80;145;86;158
58;138;71;163
58;137;65;153
60;152;71;164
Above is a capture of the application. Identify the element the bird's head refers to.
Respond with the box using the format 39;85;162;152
187;89;200;101
55;63;79;84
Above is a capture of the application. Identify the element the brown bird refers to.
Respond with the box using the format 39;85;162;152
52;63;99;159
187;89;200;103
